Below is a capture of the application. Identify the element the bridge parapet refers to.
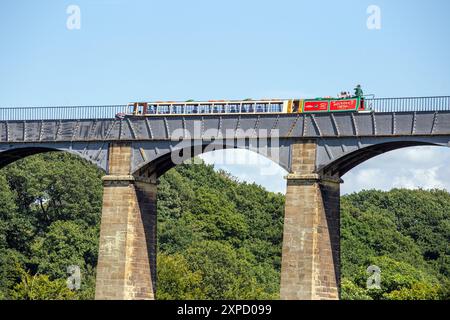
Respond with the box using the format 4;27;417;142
366;96;450;113
0;105;127;121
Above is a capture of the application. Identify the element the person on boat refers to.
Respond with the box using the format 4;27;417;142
354;84;363;98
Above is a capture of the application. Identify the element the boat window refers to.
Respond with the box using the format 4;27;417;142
243;103;254;112
136;104;144;115
198;104;210;114
186;105;193;114
215;104;225;113
172;104;184;114
147;105;157;114
269;103;282;112
229;104;239;113
157;105;170;114
256;103;267;113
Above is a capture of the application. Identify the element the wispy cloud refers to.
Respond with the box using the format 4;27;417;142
342;146;450;194
200;146;450;195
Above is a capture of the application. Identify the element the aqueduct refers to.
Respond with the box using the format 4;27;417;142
1;99;449;299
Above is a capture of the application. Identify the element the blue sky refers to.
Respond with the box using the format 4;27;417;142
1;0;450;193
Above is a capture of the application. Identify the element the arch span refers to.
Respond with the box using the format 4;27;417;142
0;147;57;169
131;139;291;178
0;142;108;171
319;140;447;177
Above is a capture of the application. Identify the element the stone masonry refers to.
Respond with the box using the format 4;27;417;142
95;143;157;300
280;139;341;299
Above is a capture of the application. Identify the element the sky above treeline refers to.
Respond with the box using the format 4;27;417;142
1;0;449;193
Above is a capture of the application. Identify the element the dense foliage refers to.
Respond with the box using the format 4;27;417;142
341;189;449;299
156;164;284;299
0;152;102;299
0;152;448;299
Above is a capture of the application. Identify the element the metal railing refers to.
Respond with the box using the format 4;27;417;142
0;105;127;121
364;96;450;112
0;97;449;121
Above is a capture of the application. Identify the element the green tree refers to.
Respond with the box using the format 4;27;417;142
157;253;206;300
340;278;372;300
184;240;277;299
0;152;102;299
341;189;450;300
30;220;98;281
10;266;77;300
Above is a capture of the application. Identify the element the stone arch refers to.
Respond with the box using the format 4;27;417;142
0;142;108;171
131;139;290;179
319;140;447;177
0;146;57;169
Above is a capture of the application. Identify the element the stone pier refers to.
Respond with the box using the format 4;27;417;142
95;143;157;300
280;140;341;300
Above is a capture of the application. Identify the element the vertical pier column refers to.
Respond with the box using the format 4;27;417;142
280;140;341;300
95;143;157;300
